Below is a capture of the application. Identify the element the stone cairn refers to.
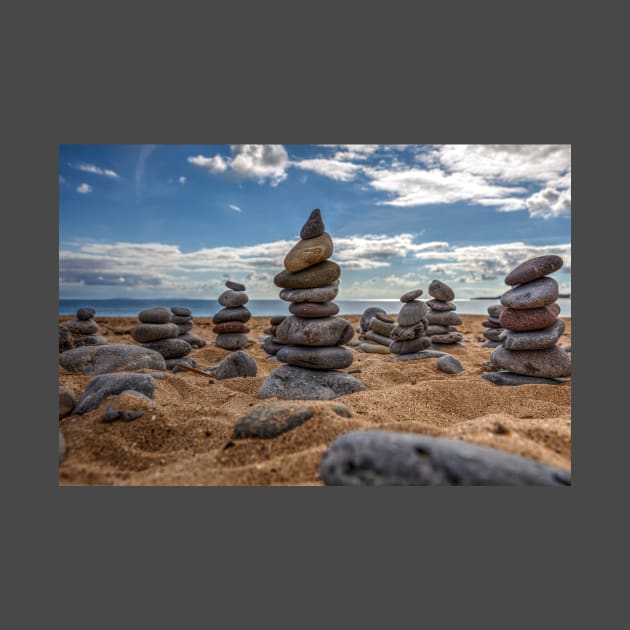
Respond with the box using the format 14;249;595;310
131;306;192;370
262;315;286;356
259;208;366;400
358;311;394;354
60;307;108;351
426;280;463;345
480;303;505;348
213;281;252;350
390;289;431;360
483;255;571;386
171;306;206;349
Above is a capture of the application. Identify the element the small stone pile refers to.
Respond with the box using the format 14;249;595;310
390;289;431;360
171;306;206;349
262;315;286;356
358;312;394;354
484;255;571;386
426;280;463;345
61;307;108;350
481;303;505;348
213;281;252;351
131;306;192;369
259;208;365;400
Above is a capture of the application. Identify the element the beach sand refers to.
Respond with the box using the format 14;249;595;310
58;314;571;485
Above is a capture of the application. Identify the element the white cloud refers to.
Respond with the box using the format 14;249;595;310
292;158;363;182
76;183;92;194
526;187;571;219
178;176;186;184
72;163;121;179
188;145;289;185
228;204;242;212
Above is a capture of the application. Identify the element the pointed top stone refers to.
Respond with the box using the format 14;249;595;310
300;208;325;240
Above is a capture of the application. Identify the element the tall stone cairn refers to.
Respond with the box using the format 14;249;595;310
426;280;463;345
259;209;366;400
212;281;252;351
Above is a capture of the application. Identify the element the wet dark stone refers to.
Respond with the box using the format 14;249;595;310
277;345;353;370
226;280;246;291
428;280;455;301
505;255;564;286
212;306;252;324
234;402;315;438
274;260;340;289
73;373;156;415
215;350;257;379
259;365;366;400
76;307;96;321
300;208;325;240
501;277;559;310
138;306;173;324
59;344;166;374
483;371;566;386
320;431;571;486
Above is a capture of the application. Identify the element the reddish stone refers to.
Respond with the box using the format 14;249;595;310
212;322;250;334
499;306;558;332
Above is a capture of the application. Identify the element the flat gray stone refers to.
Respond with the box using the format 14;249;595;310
277;345;353;370
215;333;250;350
483;328;505;342
391;322;426;341
505;255;564;286
437;355;463;374
280;281;339;304
400;289;423;302
320;431;571;486
259;365;366;400
427;310;462;326
426;299;456;312
74;373;156;415
300;208;325;240
360;307;387;331
483;371;566;386
487;304;505;318
393;350;447;361
358;342;391;354
64;319;99;335
364;330;393;347
276;316;354;347
501;277;559;309
499;319;565;351
170;315;192;324
397;300;427;326
59;386;76;419
218;290;249;307
171;306;192;317
212;306;251;324
101;390;154;422
426;324;450;335
131;322;178;343
76;307;96;321
368;317;394;337
176;322;193;335
59;344;166;374
274;260;340;289
428;280;455;301
289;301;339;318
142;338;192;359
234;402;315;438
390;336;431;354
490;346;571;378
138;306;172;324
215;350;257;379
226;280;246;291
429;332;463;344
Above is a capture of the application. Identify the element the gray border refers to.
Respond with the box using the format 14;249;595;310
5;2;610;627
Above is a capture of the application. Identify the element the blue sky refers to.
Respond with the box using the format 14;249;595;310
59;144;571;299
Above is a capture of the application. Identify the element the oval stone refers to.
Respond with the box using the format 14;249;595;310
499;305;558;332
215;333;249;350
274;260;340;289
226;280;246;291
276;316;354;347
284;232;334;273
426;310;462;326
212;306;252;324
59;344;166;374
426;299;456;312
142;338;192;359
234;402;315;438
505;255;564;286
218;290;249;307
368;317;394;337
131;322;178;343
59;386;76;418
490;346;571;378
360;307;387;331
482;371;565;386
171;315;192;324
391;322;425;341
176;322;193;335
64;319;99;335
171;306;192;317
289;301;339;318
213;322;250;334
400;289;423;302
501;277;559;309
138;306;173;324
499;319;565;350
437;355;463;374
487;304;506;318
428;280;455;301
277;345;353;370
390;336;431;354
398;300;428;326
280;281;339;303
359;342;391;354
76;307;96;321
483;328;505;342
300;208;325;240
364;331;393;347
430;332;463;344
426;324;450;335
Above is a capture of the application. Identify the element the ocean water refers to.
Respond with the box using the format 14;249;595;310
59;298;572;318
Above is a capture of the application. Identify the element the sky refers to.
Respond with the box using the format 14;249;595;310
59;144;571;300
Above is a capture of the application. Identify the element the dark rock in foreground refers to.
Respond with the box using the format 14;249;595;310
490;345;571;378
233;402;315;438
59;344;166;374
73;372;157;415
437;355;463;374
259;365;366;400
482;371;566;386
215;350;257;380
320;431;571;486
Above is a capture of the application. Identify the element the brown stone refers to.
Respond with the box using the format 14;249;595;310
212;322;251;334
274;261;340;289
505;255;564;286
499;306;558;332
284;232;334;273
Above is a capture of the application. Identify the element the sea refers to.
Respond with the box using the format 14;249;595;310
59;298;572;318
